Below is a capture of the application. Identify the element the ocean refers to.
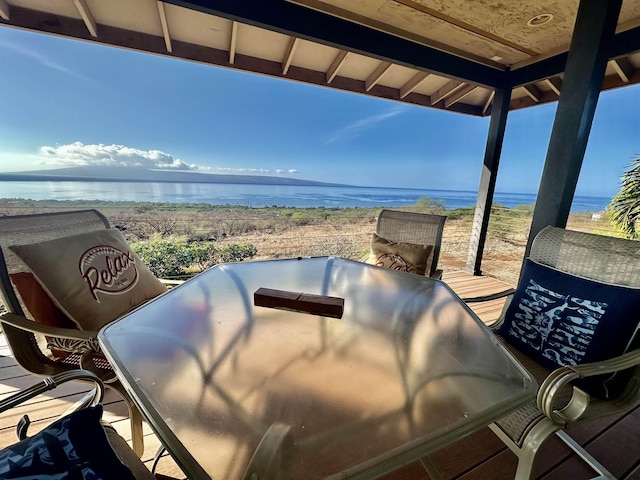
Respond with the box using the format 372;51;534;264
0;181;611;212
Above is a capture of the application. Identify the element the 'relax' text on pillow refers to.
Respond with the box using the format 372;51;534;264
9;229;167;331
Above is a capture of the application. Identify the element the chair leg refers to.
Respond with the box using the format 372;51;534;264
129;403;145;457
106;381;145;456
555;431;616;480
490;421;617;480
489;419;561;480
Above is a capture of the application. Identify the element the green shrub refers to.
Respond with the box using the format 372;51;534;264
131;237;192;278
131;238;257;277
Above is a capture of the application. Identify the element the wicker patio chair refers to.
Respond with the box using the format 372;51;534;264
0;209;162;457
464;226;640;479
375;209;447;279
0;370;161;479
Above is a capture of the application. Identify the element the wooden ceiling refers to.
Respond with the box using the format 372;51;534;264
2;0;640;116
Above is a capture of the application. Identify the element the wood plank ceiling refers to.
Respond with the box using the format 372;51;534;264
2;0;640;116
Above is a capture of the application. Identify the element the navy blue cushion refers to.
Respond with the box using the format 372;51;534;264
498;259;640;399
0;405;135;480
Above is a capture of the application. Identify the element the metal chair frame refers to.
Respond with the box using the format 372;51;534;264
465;226;640;479
0;210;147;455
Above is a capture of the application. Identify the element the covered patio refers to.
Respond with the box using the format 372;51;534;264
2;0;640;273
2;0;640;478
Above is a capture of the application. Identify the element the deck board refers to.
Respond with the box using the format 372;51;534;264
0;270;638;479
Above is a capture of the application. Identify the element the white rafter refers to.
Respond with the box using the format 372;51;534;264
72;0;97;38
0;0;9;21
545;77;562;96
611;58;634;83
444;84;476;108
482;90;495;115
157;1;172;53
282;37;299;75
365;62;392;91
522;83;542;103
229;21;238;65
430;80;464;104
326;50;349;84
399;72;430;99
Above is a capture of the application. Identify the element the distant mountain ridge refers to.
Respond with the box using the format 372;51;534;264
0;166;348;187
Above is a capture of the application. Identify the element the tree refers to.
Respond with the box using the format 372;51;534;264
607;157;640;239
413;196;446;214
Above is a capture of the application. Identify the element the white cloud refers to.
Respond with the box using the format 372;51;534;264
327;107;407;144
1;42;99;85
37;141;300;175
215;167;298;175
39;142;197;170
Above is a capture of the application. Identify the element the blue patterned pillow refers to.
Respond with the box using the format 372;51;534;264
0;405;135;480
498;259;640;399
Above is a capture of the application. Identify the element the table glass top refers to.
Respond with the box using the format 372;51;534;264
99;257;534;480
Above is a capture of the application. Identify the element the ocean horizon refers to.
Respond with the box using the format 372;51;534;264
0;181;611;213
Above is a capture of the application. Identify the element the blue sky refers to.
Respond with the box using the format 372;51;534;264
1;25;639;198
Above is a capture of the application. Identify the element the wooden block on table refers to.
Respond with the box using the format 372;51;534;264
254;287;344;318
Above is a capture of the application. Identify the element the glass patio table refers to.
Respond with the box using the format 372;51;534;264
99;256;535;480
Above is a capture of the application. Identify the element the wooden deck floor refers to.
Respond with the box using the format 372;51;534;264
1;271;639;479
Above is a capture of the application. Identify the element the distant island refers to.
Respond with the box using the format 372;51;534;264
0;166;349;187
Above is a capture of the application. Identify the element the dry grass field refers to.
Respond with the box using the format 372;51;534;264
0;200;616;287
223;209;615;286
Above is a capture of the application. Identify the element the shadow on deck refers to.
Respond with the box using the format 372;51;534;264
0;271;638;479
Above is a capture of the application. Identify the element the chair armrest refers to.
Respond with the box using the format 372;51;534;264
0;370;104;414
537;348;640;424
0;312;97;340
461;288;515;303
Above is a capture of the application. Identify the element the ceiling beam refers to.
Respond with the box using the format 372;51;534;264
229;21;238;64
72;0;97;38
521;83;542;103
610;23;640;58
290;0;504;70
162;0;503;88
0;0;9;20
282;37;298;75
326;50;348;84
610;57;634;82
365;61;392;92
510;23;640;88
399;72;430;99
444;84;476;108
545;77;562;96
157;1;172;53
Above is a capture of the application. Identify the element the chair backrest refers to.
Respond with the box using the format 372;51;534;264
0;209;110;316
530;226;640;287
522;226;640;406
375;209;447;277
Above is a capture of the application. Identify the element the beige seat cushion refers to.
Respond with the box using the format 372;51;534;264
367;233;433;276
10;229;167;331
